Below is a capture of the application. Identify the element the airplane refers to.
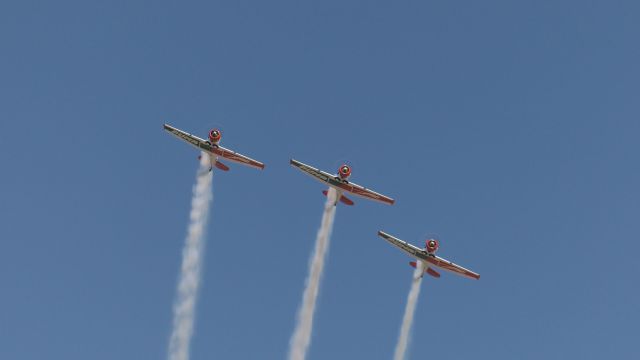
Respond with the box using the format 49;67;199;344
164;124;265;172
290;159;395;206
378;230;480;280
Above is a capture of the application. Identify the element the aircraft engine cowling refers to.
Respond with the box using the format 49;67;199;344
338;164;352;180
425;239;439;254
208;129;222;144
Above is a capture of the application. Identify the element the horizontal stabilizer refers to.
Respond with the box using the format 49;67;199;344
339;195;354;206
322;190;354;206
215;161;230;171
322;190;354;205
426;267;441;278
409;262;440;278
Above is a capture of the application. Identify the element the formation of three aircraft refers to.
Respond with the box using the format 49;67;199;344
164;124;480;281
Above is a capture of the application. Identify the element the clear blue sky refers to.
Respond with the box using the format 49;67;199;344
1;1;639;359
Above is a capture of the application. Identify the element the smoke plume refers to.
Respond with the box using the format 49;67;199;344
288;188;338;360
168;153;213;360
393;262;424;360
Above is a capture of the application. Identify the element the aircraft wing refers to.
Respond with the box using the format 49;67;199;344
422;255;480;280
214;145;265;170
340;179;395;205
164;124;215;152
290;159;340;186
164;124;265;170
290;159;395;205
378;231;480;280
378;231;424;258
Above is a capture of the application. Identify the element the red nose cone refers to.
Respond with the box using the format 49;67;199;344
425;239;439;253
338;164;352;179
209;129;222;143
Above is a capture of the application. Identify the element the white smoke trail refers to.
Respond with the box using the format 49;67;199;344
288;188;338;360
393;262;424;360
168;153;213;360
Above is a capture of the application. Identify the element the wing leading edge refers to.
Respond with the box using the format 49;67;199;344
378;231;480;280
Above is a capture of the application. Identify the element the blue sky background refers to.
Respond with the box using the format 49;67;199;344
1;1;639;359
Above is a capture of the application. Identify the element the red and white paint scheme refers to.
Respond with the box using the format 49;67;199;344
164;124;265;172
290;159;395;206
378;231;480;280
